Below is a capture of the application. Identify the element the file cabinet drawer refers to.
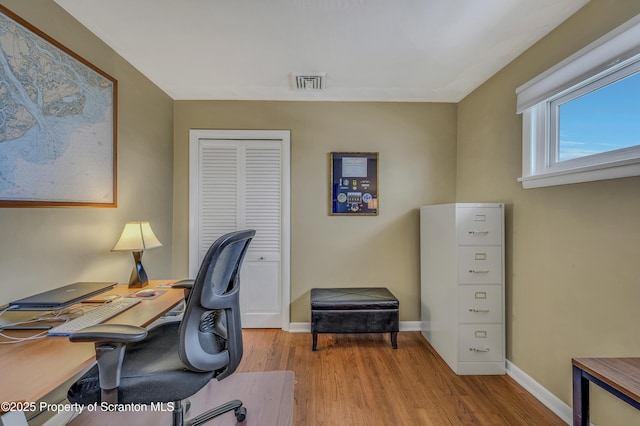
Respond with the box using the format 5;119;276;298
458;285;502;323
457;246;502;284
459;324;503;362
457;207;503;246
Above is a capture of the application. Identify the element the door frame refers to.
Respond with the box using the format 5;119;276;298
188;129;291;330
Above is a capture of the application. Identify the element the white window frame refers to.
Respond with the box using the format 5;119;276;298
516;13;640;189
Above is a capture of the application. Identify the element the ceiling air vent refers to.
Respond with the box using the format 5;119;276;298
291;72;326;91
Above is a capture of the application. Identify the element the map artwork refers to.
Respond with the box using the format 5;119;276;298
0;7;116;205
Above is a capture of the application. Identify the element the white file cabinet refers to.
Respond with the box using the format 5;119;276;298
420;203;505;375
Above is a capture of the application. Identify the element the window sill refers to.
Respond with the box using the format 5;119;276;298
518;158;640;188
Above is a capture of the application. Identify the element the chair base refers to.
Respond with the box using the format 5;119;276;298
174;399;246;426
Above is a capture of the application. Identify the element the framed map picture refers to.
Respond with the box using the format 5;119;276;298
0;6;117;207
330;152;378;216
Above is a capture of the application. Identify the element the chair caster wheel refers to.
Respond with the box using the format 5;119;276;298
234;406;247;422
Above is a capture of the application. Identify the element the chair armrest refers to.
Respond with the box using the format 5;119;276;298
172;279;194;301
68;324;147;403
172;279;194;290
69;324;147;343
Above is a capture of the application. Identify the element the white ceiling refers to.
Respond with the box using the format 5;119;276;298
54;0;589;102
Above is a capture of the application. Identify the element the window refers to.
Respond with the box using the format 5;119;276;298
553;68;640;163
516;14;640;188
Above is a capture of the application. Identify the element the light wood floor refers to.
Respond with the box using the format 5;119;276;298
237;330;565;425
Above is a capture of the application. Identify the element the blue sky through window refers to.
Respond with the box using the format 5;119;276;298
558;71;640;161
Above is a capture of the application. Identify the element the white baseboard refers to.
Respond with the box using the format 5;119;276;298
505;360;572;425
288;321;422;333
288;322;310;332
399;321;421;331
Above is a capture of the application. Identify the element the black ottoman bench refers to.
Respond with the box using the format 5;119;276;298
310;287;399;351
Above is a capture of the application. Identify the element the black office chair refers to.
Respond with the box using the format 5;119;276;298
67;229;256;425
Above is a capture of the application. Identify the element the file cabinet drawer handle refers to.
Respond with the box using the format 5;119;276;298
467;230;489;235
474;252;487;260
469;269;490;274
469;308;490;313
469;347;490;352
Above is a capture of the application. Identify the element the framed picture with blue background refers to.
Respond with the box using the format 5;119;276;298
329;152;378;216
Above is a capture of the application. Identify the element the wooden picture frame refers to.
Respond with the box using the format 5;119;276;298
329;152;378;216
0;5;117;207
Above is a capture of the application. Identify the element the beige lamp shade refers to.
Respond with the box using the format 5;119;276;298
112;222;162;252
112;222;162;288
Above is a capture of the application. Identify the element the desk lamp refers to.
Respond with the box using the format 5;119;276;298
112;221;162;288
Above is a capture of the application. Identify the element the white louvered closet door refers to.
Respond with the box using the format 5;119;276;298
192;137;286;328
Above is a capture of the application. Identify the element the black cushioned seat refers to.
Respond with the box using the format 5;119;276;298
311;287;400;310
310;287;399;351
68;321;216;404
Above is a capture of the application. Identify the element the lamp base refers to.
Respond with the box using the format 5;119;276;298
128;251;149;288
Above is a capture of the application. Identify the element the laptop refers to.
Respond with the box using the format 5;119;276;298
7;282;117;311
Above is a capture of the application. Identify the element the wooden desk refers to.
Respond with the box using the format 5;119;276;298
0;281;184;405
572;357;640;426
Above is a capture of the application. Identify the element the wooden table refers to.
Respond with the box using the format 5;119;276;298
572;357;640;426
0;281;184;405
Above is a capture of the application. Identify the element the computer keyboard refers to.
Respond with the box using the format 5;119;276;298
48;298;141;336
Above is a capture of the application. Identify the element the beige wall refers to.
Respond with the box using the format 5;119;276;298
0;0;174;305
173;101;457;322
457;1;640;424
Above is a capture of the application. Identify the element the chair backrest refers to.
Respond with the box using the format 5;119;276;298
178;229;255;378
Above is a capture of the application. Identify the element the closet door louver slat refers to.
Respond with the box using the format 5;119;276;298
198;144;239;263
245;145;281;258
